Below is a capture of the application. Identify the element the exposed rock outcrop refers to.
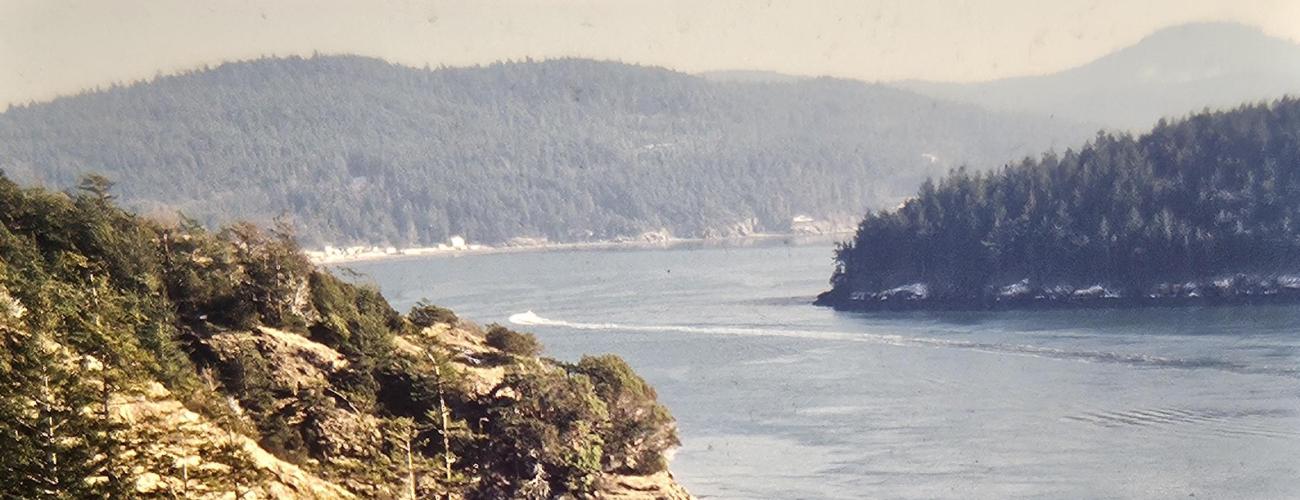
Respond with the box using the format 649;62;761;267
600;471;694;500
115;383;355;499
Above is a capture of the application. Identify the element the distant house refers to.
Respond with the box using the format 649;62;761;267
449;236;467;250
791;215;819;234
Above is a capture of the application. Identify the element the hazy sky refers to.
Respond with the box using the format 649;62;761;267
2;0;1298;107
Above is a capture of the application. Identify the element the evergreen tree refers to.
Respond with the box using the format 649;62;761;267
0;328;127;498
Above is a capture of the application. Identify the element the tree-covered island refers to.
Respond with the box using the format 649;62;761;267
819;99;1300;311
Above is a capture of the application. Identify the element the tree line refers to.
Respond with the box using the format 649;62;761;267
0;55;1087;246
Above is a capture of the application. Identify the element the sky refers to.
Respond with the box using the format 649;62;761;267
2;0;1298;108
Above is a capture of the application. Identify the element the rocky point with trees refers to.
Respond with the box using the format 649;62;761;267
820;98;1300;311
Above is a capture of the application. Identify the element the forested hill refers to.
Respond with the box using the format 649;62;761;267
819;98;1300;311
0;56;1087;246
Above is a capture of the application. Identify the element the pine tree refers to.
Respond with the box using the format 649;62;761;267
0;327;126;498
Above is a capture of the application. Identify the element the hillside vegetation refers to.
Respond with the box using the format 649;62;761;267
0;174;686;498
820;99;1300;310
0;56;1086;246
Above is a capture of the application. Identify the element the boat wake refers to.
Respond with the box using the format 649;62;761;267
508;311;1299;379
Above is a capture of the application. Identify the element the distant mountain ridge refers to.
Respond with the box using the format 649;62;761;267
696;70;808;84
895;23;1300;130
0;56;1086;246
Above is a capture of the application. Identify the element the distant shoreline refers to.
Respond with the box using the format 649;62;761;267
815;278;1300;312
816;293;1300;312
311;231;852;265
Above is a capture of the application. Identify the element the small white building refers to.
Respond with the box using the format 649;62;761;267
449;235;467;250
791;215;819;234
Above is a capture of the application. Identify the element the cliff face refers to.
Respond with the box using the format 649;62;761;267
0;175;690;499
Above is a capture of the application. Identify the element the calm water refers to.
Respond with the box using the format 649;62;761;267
347;240;1300;499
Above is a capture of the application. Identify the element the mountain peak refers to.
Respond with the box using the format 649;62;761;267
1088;22;1300;81
896;22;1300;129
1138;21;1280;46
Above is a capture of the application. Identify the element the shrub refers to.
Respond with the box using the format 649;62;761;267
408;300;458;328
572;355;679;474
485;324;541;357
308;271;402;364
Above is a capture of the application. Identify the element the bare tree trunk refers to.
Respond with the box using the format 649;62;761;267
432;360;453;484
100;365;117;488
405;433;416;499
231;428;244;500
41;372;61;497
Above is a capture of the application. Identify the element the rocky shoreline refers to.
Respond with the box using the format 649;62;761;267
816;274;1300;312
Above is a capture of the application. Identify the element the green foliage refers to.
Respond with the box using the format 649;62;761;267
0;328;130;498
407;299;458;328
309;270;402;356
220;222;313;330
480;369;608;498
308;270;406;413
0;56;1087;246
159;219;251;327
485;324;542;357
828;99;1300;305
571;355;680;474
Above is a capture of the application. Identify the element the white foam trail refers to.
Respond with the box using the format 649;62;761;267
508;311;1298;378
510;310;889;342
